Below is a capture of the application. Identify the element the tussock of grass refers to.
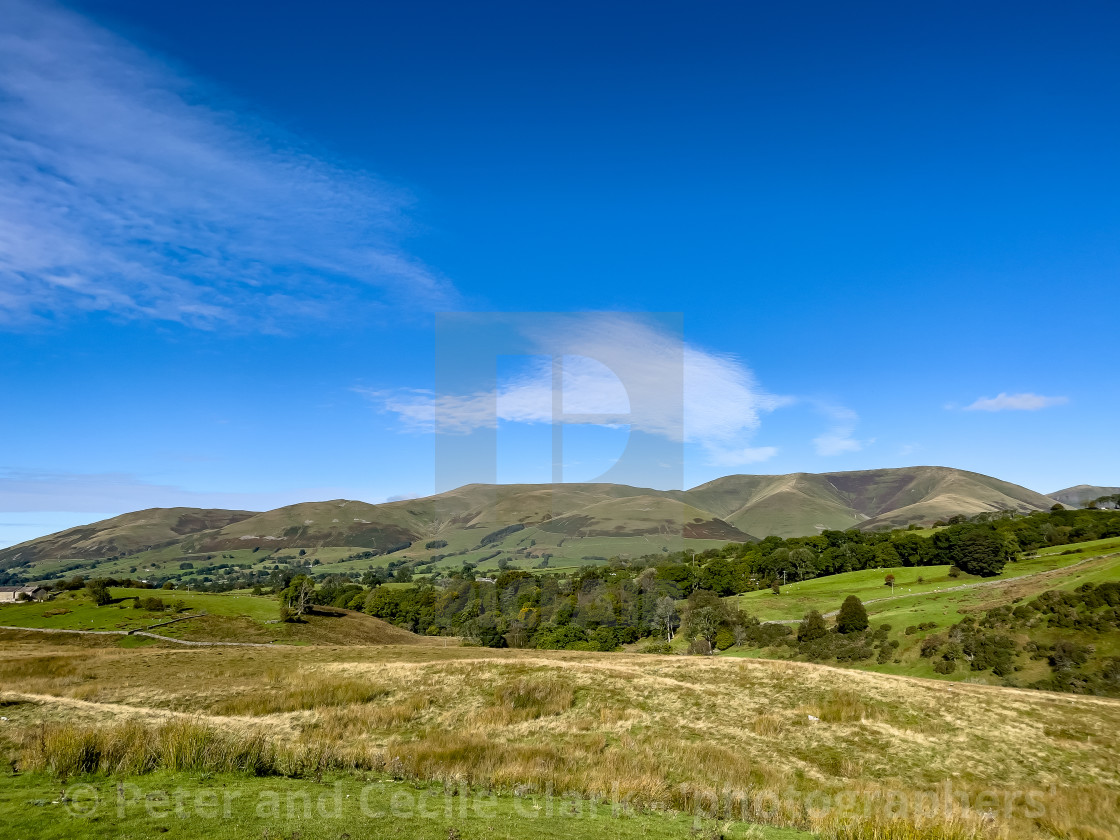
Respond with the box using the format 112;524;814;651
751;712;786;737
19;720;284;776
210;674;390;715
807;689;883;724
815;813;997;840
477;678;575;724
0;654;78;681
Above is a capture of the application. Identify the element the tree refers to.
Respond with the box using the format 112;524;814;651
699;557;736;595
836;595;868;634
797;609;829;642
884;573;896;587
788;547;818;581
652;596;679;641
686;606;721;651
282;575;316;619
682;590;727;651
771;579;781;595
953;529;1008;577
85;579;111;606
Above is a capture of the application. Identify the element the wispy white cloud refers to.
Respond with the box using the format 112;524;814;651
0;0;453;329
364;314;797;467
961;393;1069;412
812;403;869;456
0;468;355;515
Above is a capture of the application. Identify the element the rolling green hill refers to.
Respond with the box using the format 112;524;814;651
0;466;1072;583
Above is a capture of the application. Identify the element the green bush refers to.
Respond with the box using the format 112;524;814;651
797;610;829;643
714;627;736;650
836;596;869;634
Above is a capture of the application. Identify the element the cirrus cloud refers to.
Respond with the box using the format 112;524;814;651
0;0;454;330
961;393;1069;412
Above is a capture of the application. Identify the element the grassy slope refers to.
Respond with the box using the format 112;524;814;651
720;545;1120;686
734;541;1120;623
1;642;1117;839
0;588;424;646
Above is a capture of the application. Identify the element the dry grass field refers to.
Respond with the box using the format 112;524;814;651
1;637;1119;839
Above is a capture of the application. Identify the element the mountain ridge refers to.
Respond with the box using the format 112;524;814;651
0;467;1068;576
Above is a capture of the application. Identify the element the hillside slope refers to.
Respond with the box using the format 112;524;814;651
0;466;1064;574
0;508;256;565
678;466;1060;537
1050;485;1120;507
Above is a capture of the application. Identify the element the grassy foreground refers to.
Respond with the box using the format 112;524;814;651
0;771;810;840
1;640;1119;839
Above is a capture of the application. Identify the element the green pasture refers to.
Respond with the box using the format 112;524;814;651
0;772;810;840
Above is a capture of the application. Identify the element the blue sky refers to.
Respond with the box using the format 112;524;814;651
1;0;1118;547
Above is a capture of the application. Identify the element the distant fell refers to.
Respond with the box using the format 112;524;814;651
0;466;1065;574
1049;485;1120;507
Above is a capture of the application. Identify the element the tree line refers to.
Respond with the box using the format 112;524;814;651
281;507;1120;651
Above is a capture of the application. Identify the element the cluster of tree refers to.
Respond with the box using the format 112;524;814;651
277;572;368;621
261;507;1118;651
1084;494;1120;510
56;575;153;592
666;507;1120;595
914;583;1120;696
131;596;186;612
359;566;703;649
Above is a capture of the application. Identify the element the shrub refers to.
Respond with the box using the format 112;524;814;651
836;596;868;634
688;638;713;655
920;634;945;658
933;659;956;675
798;610;829;643
714;627;736;650
948;565;961;578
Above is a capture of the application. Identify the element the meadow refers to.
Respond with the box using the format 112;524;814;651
1;638;1118;839
718;550;1120;686
733;548;1114;624
0;587;421;646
